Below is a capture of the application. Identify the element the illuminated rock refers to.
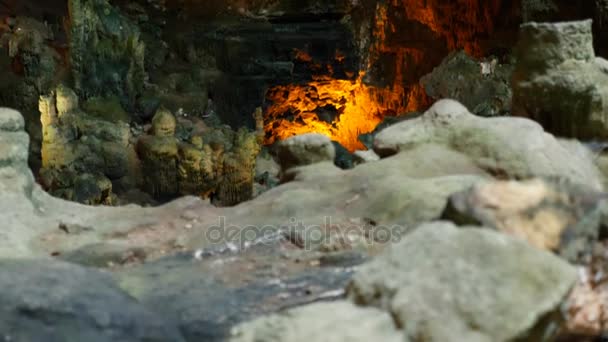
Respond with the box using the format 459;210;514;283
216;128;262;206
55;84;79;117
151;107;177;137
137;134;179;199
177;143;206;196
38;85;132;204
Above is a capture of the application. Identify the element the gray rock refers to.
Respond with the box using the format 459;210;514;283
512;20;608;139
0;131;29;168
515;20;594;70
0;259;184;342
0;109;35;198
0;107;25;131
420;51;512;117
374;99;604;190
230;301;402;342
116;253;356;342
60;242;147;267
348;222;578;342
277;133;336;172
352;150;380;165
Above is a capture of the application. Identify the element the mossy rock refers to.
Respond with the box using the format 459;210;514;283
83;97;131;123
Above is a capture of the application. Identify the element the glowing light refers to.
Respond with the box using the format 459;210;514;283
265;72;425;152
264;0;503;151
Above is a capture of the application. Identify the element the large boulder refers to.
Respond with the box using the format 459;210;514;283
374;99;604;190
442;178;608;262
348;222;578;342
276;133;336;173
512;20;608;139
421;51;512;117
0;259;184;342
230;301;401;342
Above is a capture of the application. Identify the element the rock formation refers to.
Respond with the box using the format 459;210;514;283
67;0;146;102
232;222;578;342
38;84;134;204
421;51;513;116
513;20;608;139
374;99;604;191
443;178;608;263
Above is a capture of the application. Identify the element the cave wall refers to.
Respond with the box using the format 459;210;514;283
2;0;608;135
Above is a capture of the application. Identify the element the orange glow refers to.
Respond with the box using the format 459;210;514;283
265;72;423;151
264;0;502;151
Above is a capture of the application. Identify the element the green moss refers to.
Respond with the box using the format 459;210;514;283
83;97;131;123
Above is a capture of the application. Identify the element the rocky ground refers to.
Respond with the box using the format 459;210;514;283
4;93;608;341
5;1;608;340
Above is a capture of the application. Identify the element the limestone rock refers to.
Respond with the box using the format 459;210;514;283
348;222;578;342
0;108;35;197
137;135;179;199
0;107;25;131
374;99;604;190
353;149;380;165
38;86;133;204
215;127;261;206
230;301;401;342
442;178;608;262
0;259;184;342
277;133;336;173
210;158;483;252
420;51;512;117
67;0;146;103
512;20;608;139
151;107;177;137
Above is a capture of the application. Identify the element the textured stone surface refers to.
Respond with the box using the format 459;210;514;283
512;20;608;139
0;259;184;342
421;51;513;116
277;133;336;172
116;250;359;342
348;222;578;342
374;99;604;191
230;301;401;342
442;178;608;263
0;107;25;131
